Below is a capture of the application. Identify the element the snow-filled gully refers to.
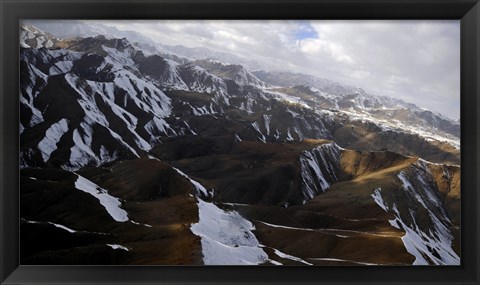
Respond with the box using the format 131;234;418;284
370;161;460;265
299;142;342;202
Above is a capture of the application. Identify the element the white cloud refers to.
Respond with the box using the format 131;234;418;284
351;70;371;80
100;20;460;119
297;38;354;64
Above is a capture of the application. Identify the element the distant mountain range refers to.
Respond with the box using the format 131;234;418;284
19;23;461;266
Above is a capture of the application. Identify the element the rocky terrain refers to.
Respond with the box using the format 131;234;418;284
19;23;461;265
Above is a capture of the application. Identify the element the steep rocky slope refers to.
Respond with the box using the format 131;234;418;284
19;24;461;266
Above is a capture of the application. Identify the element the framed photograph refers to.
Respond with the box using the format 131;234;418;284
1;0;479;284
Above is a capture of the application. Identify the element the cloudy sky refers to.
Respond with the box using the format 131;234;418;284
99;20;460;119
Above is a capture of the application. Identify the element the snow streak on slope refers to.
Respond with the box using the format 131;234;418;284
271;248;313;265
66;118;140;170
37;118;69;162
395;161;460;265
20;40;178;170
147;155;211;198
299;142;342;202
74;174;129;222
107;244;129;251
251;121;266;143
263;115;271;135
171;166;210;198
188;102;217;116
49;222;77;233
20;62;48;128
190;198;269;265
22;219;77;233
178;64;230;103
371;163;460;266
309;257;378;265
157;58;190;90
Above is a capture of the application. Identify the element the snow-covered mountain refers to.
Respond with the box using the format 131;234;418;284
23;20;158;46
19;24;461;266
20;36;175;169
20;26;460;169
20;24;59;49
257;74;460;145
19;20;462;140
192;59;267;89
22;20;269;70
254;70;368;96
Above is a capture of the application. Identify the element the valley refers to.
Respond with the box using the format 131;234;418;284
19;22;461;265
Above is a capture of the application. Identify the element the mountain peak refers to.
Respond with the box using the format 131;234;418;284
20;24;58;49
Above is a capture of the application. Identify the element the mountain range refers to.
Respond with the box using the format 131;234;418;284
19;23;461;266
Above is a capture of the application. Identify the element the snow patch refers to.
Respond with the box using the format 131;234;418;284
263;114;271;135
238;98;254;114
171;166;209;198
49;222;77;233
299;142;342;202
37;118;69;162
272;248;313;265
107;244;129;251
266;90;310;109
309;257;378;265
340;108;460;149
74;174;129;222
234;133;242;143
251;121;266;143
189;103;217;116
190;199;269;265
286;128;294;141
22;219;77;233
131;220;152;228
49;60;73;75
371;183;460;265
256;220;348;238
68;125;98;168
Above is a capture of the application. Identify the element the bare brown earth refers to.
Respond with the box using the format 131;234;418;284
166;138;334;205
21;140;460;265
20;158;202;265
332;121;460;165
424;163;461;254
229;150;418;265
152;138;460;265
19;33;461;266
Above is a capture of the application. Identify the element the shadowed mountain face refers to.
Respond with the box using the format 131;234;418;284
19;24;460;265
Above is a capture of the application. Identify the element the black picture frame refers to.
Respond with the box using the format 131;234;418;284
1;0;479;284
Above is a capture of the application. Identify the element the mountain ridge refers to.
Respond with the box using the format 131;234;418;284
19;23;461;266
21;20;459;121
